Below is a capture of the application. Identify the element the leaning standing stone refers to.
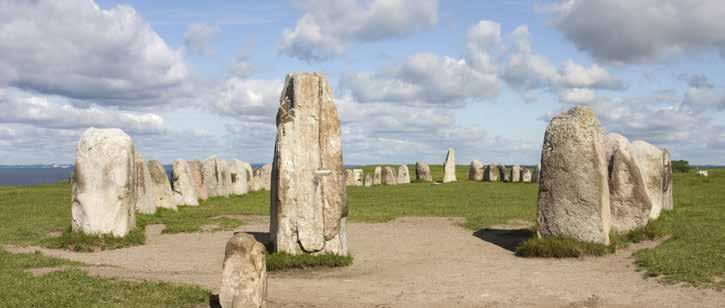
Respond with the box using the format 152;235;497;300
372;166;382;185
172;159;199;206
134;153;156;215
415;161;432;182
469;160;484;181
147;160;178;210
520;168;533;183
443;148;457;183
484;164;500;182
631;140;668;220
71;128;136;237
219;232;267;308
606;133;652;232
537;106;611;244
189;160;208;201
230;160;250;196
382;166;398;185
270;72;348;255
397;165;411;184
510;165;521;182
253;164;272;191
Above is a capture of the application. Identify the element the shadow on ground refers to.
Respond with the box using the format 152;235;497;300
473;228;533;252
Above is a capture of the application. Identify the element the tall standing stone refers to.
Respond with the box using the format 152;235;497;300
238;162;255;193
345;169;355;186
532;164;541;183
537;106;610;244
253;164;272;191
270;72;348;256
510;165;521;182
219;232;267;308
520;168;533;183
469;160;484;181
352;169;364;186
382;166;398;185
631;140;668;220
364;173;373;187
230;160;250;196
500;165;510;182
203;157;221;197
397;165;411;184
172;159;199;206
484;164;500;182
606;133;652;232
218;159;232;197
372;166;382;185
189;160;208;201
443;148;457;183
71;128;136;237
415;161;432;182
662;149;673;212
147;160;178;210
134;153;156;215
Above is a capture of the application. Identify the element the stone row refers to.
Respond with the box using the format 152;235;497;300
468;161;539;183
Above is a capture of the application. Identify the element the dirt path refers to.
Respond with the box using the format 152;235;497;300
7;217;724;307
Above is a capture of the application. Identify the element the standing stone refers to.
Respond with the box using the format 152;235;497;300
532;164;541;183
71;128;136;237
230;160;250;196
606;133;652;232
484;164;500;182
397;165;411;184
521;168;533;183
469;160;484;181
631;141;668;220
345;169;355;186
172;159;199;206
364;173;373;187
219;232;267;308
500;165;510;182
270;72;348;256
352;169;364;186
147;160;178;210
189;160;208;201
253;164;272;191
238;162;255;193
443;148;457;183
537;106;610;244
203;157;221;197
510;165;521;182
133;153;156;215
382;166;398;185
372;166;382;185
218;159;232;197
662;149;673;212
415;161;433;182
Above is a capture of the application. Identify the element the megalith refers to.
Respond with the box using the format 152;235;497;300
353;169;364;186
219;232;267;308
71;128;136;237
484;164;500;182
253;164;272;191
218;159;232;197
364;173;373;187
500;165;510;182
189;160;208;201
230;160;250;196
133;152;157;215
270;72;348;256
415;161;433;182
532;164;541;183
345;169;355;186
173;159;199;206
397;165;411;184
372;166;382;185
537;106;610;244
606;133;652;232
520;168;532;183
663;149;673;212
443;148;457;183
382;166;398;185
510;165;521;182
469;160;484;181
631;140;668;220
203;157;221;197
147;160;178;210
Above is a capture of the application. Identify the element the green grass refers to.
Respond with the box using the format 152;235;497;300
43;226;146;252
266;253;353;272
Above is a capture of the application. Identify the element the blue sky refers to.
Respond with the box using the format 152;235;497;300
1;0;724;165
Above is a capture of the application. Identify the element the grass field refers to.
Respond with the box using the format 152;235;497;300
0;166;722;306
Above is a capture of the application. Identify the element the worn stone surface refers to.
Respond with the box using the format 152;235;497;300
218;159;232;198
372;166;382;185
172;159;199;206
203;157;221;198
500;165;510;182
230;160;250;196
662;149;673;212
510;165;521;183
382;166;398;185
537;106;611;244
270;73;348;256
364;173;373;187
469;160;484;181
533;164;541;183
188;160;208;201
397;165;411;184
147;160;178;210
71;128;136;237
353;169;364;186
521;168;532;183
238;162;254;193
631;141;667;220
443;148;457;183
606;133;652;232
484;164;500;182
133;153;156;215
345;169;355;186
415;161;432;182
219;232;267;308
253;164;272;192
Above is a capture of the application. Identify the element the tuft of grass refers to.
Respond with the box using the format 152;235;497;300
266;252;353;272
43;226;145;252
515;236;614;258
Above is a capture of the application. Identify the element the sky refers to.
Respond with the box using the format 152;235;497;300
1;0;724;165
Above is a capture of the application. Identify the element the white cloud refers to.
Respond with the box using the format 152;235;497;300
559;88;595;104
279;0;438;62
548;0;725;63
184;23;220;55
0;0;189;107
211;77;283;123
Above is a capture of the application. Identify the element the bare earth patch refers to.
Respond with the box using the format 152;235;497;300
5;216;723;307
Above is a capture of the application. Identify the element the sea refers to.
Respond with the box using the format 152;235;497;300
0;164;268;186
